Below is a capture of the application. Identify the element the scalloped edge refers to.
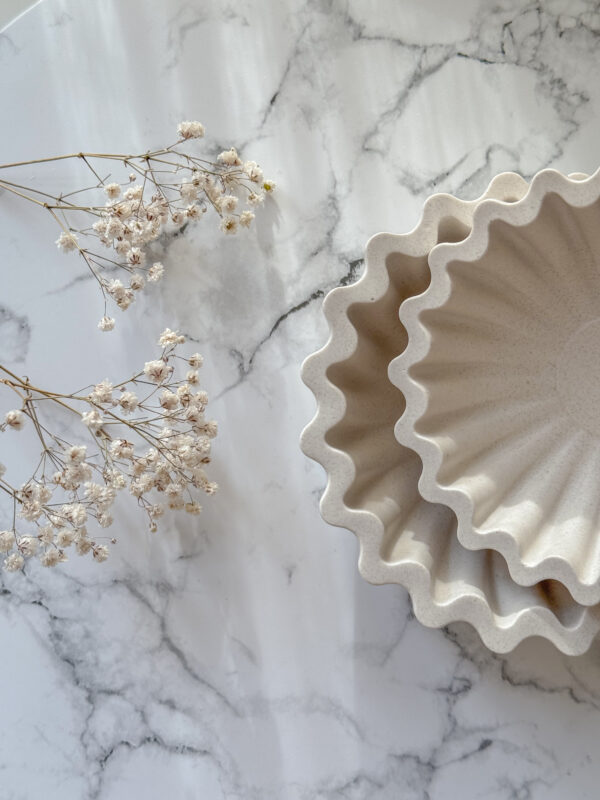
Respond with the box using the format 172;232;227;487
391;167;600;607
301;172;600;654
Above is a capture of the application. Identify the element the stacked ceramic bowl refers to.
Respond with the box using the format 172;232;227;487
301;168;600;654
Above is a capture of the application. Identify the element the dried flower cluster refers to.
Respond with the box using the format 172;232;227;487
0;330;217;571
0;121;275;329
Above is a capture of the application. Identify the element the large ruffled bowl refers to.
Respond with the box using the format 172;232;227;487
392;168;600;606
301;172;600;653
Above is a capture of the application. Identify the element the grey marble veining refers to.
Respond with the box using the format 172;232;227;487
1;0;600;797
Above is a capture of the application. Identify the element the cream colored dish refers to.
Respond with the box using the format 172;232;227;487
392;168;600;606
301;173;600;653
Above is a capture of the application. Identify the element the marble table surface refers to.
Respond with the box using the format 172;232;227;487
2;0;600;797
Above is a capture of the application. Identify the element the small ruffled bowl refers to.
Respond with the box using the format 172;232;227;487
392;169;600;606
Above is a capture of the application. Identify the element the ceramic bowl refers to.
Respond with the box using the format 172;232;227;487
301;173;600;653
392;168;600;606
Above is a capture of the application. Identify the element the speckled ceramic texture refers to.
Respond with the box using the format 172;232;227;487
392;168;600;607
301;173;600;654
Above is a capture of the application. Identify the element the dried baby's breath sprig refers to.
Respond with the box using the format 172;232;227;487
0;329;217;571
0;122;276;328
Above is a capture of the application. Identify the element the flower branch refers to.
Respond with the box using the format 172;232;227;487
0;121;276;329
0;329;217;571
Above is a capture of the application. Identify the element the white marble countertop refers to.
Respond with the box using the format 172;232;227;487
2;1;600;797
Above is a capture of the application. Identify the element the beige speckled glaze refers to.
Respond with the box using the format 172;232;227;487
301;172;600;654
392;168;600;607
